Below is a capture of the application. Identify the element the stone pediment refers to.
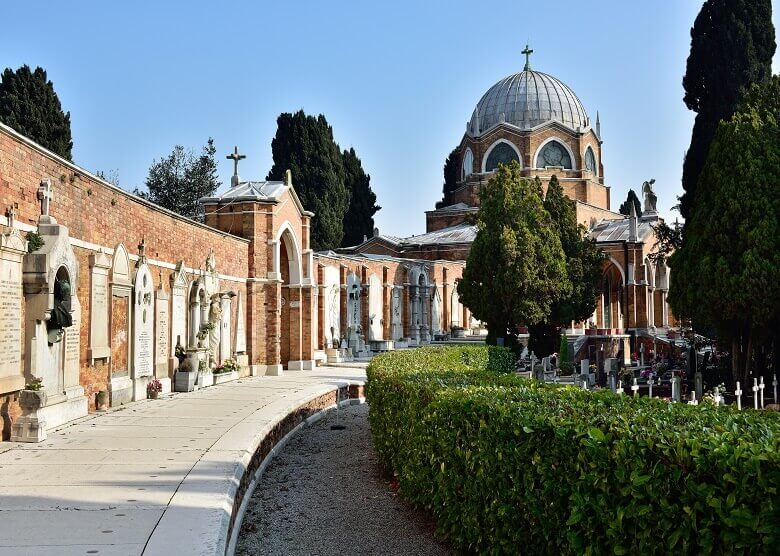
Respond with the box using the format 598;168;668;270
23;220;79;298
0;229;27;254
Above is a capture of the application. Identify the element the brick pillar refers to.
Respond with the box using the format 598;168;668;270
382;269;391;340
300;286;314;360
288;286;303;364
360;267;370;337
339;266;348;339
246;281;266;367
402;284;411;338
264;281;282;374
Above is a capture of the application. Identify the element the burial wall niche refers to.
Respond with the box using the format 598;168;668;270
131;242;154;400
109;243;133;406
88;250;111;365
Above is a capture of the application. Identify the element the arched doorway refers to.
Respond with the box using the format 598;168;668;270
276;226;303;368
600;264;623;330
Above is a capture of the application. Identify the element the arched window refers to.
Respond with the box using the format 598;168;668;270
536;140;572;169
484;142;519;172
462;148;474;179
585;147;597;174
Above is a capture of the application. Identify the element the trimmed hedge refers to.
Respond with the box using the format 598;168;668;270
366;346;780;554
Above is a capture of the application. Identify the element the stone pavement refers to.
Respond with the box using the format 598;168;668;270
0;366;367;556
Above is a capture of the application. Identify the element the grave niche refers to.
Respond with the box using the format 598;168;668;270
131;244;154;401
18;181;88;440
109;243;133;406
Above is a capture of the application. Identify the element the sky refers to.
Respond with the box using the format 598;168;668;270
2;1;778;237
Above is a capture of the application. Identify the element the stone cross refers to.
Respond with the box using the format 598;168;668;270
773;374;778;405
616;380;624;395
688;391;698;405
37;180;53;216
631;377;640;397
647;377;654;399
522;44;533;71
752;378;759;410
226;146;246;186
5;206;16;228
759;377;765;409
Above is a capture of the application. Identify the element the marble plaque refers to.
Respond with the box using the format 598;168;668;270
170;262;187;353
132;263;154;378
368;274;383;340
220;294;232;362
88;251;111;362
234;291;246;354
64;295;81;388
155;285;169;375
0;230;26;390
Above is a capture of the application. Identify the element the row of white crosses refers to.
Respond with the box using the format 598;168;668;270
733;375;777;410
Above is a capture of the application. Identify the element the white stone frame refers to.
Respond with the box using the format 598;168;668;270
481;139;523;173
533;137;577;170
274;222;303;286
583;143;598;177
462;147;474;180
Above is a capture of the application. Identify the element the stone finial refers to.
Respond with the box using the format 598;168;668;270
37;179;54;217
285;169;292;187
596;111;601;138
628;201;638;242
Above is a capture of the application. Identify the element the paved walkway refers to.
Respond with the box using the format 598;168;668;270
0;366;366;556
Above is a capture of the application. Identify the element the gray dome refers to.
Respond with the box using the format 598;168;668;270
470;70;589;134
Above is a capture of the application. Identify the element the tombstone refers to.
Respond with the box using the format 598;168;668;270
639;343;645;367
87;250;112;365
631;378;640;397
131;244;155;400
580;359;589;376
18;181;87;437
607;372;617;392
694;371;703;402
530;352;538;377
773;375;778;406
154;275;170;393
109;243;133;405
391;287;404;341
430;283;442;336
368;274;383;341
752;378;759;410
0;219;27;396
758;377;765;409
671;376;681;402
169;262;188;371
735;381;743;410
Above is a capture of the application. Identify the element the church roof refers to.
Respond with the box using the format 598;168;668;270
399;223;476;245
470;70;589;135
589;217;656;243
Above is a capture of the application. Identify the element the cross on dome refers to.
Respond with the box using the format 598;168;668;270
226;146;246;187
522;44;534;71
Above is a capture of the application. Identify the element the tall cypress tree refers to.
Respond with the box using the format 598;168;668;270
618;189;642;217
0;65;73;160
528;175;604;357
267;111;348;251
437;147;459;208
341;147;380;247
679;0;775;219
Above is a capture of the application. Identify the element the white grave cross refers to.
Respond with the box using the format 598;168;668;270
773;374;778;405
752;378;759;410
617;380;624;395
735;381;742;411
759;377;765;409
631;377;640;397
647;377;654;399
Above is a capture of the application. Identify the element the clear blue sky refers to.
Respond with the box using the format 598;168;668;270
2;1;778;236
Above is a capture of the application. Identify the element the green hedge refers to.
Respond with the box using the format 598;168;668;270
366;346;780;554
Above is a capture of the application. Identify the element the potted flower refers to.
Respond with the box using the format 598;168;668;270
147;378;163;399
20;378;47;412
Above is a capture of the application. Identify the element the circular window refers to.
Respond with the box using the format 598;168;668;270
537;141;572;169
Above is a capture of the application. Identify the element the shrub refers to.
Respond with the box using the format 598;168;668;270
366;346;780;554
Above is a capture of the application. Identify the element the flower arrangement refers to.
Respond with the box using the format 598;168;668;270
147;379;162;394
213;358;239;374
26;377;44;391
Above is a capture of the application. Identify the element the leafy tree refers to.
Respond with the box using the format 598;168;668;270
0;65;72;160
618;189;642;217
341;147;380;247
679;0;775;219
137;138;220;220
436;147;459;208
668;76;780;384
267;111;348;250
528;175;604;356
457;162;569;353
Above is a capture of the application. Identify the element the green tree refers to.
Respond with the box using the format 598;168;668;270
528;175;604;356
0;65;73;160
267;111;348;250
341;147;380;247
618;189;642;217
679;0;775;220
457;162;569;352
668;76;780;384
137;138;220;220
436;147;459;208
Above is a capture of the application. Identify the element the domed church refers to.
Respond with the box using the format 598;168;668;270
339;47;674;351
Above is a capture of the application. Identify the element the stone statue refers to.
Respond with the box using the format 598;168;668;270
208;294;222;360
642;179;658;214
48;275;73;343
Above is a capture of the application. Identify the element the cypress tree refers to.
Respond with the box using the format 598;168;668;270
679;0;775;219
528;175;604;357
267;111;348;251
457;163;569;353
341;147;380;247
669;76;780;384
437;147;459;208
618;189;642;217
0;65;73;160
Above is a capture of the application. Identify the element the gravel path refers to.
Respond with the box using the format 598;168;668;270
236;403;452;556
